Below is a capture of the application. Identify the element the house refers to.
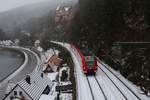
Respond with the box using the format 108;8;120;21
44;54;62;72
4;71;53;100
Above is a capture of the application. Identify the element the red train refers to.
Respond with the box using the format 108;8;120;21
80;49;98;75
71;44;98;75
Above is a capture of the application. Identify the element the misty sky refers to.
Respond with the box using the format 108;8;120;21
0;0;50;12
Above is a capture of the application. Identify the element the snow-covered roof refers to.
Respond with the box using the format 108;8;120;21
39;94;55;100
35;40;40;44
45;49;60;63
47;72;58;81
56;5;61;11
59;93;72;100
64;7;70;11
37;46;43;52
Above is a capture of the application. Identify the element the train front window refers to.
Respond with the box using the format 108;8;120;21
81;49;92;56
85;56;94;68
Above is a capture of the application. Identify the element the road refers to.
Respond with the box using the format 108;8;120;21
0;47;39;99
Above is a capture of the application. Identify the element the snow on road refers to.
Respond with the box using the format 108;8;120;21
52;41;150;100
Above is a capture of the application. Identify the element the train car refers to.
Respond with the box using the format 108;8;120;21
81;49;98;75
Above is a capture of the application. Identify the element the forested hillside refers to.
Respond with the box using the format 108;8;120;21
70;0;150;45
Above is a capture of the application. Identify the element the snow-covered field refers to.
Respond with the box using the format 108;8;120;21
54;41;150;100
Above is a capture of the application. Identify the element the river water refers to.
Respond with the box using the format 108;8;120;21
0;48;24;82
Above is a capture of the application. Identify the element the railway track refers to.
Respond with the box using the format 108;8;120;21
94;77;107;100
98;66;128;100
86;76;107;100
86;77;95;100
97;58;141;100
